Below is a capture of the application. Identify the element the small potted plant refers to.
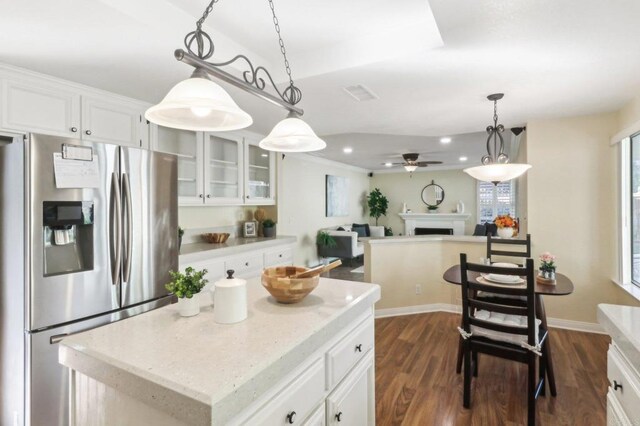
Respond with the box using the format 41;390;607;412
316;231;337;264
539;252;556;281
166;267;208;317
178;226;185;252
384;226;393;236
494;214;515;238
262;218;276;238
427;205;439;213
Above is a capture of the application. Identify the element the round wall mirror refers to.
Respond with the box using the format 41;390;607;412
421;180;445;207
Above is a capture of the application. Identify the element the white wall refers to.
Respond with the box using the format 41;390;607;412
369;169;478;235
527;111;640;324
277;153;370;266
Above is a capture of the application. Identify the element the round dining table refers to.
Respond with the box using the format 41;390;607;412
442;264;574;397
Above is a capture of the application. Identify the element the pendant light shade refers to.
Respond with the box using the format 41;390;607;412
404;164;418;173
145;75;253;132
463;163;532;184
259;116;326;152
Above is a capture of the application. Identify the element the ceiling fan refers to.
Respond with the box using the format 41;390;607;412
384;153;443;172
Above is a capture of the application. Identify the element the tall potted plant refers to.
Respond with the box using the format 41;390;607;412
166;267;208;317
367;188;389;226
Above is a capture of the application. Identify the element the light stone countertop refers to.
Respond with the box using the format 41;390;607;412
179;235;296;264
59;277;381;425
598;303;640;371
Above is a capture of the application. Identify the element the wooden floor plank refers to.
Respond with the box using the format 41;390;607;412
375;312;610;425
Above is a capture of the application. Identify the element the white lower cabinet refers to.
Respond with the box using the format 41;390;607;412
326;352;375;426
607;343;640;426
303;404;326;426
232;312;375;426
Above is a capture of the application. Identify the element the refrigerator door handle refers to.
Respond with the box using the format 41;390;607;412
110;172;122;285
122;172;133;283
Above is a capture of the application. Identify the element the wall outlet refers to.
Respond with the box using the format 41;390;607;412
415;284;422;295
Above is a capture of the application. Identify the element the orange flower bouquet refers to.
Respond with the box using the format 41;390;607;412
494;214;515;229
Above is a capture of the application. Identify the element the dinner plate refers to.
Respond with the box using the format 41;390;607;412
492;262;518;268
481;273;524;284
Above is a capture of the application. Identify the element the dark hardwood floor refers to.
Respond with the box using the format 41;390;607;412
375;312;610;426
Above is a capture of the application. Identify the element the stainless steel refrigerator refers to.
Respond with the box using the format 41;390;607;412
0;133;178;426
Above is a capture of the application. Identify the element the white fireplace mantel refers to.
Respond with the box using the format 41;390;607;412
399;213;472;236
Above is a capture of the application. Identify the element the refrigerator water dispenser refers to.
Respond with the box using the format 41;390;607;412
43;201;94;276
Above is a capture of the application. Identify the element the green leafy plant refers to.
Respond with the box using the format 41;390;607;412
262;218;276;228
165;267;208;299
367;188;389;226
316;230;337;248
427;205;439;211
384;226;394;236
178;227;185;238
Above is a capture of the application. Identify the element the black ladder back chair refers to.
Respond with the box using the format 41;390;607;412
487;233;531;264
459;253;548;426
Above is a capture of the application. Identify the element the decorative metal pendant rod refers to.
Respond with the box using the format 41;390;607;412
174;49;304;116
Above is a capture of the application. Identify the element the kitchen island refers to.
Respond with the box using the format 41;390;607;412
59;277;380;425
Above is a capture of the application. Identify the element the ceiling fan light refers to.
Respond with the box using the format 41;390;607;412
463;163;532;184
404;164;418;173
145;76;253;131
259;116;326;152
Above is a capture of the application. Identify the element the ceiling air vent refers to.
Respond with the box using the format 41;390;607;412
343;85;379;102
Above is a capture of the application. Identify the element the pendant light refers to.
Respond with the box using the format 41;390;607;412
404;164;418;173
463;94;531;185
145;68;252;131
147;0;325;153
260;111;326;152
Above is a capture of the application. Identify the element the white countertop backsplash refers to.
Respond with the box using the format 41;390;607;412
598;303;640;371
59;277;380;425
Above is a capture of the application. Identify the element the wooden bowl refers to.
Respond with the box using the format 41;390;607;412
202;233;230;244
261;266;320;304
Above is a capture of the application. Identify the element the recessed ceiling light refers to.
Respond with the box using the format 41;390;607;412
459;156;468;162
343;147;353;154
261;153;268;157
440;137;452;144
384;162;393;167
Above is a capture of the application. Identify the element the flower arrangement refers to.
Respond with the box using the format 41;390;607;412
539;252;556;272
494;214;516;229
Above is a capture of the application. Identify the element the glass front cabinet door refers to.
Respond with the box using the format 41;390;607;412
152;125;204;205
244;139;276;205
204;132;244;205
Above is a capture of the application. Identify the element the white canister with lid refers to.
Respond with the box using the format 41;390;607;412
214;269;247;324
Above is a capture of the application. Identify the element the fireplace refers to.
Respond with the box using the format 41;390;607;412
399;213;471;236
414;227;453;236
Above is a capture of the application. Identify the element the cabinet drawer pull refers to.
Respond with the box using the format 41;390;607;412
335;412;343;422
245;262;249;266
286;411;296;424
279;254;283;258
206;194;211;198
70;127;78;133
199;194;204;198
85;130;92;135
613;380;623;391
355;344;363;352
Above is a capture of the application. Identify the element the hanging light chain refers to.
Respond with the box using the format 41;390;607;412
267;0;301;105
196;0;220;29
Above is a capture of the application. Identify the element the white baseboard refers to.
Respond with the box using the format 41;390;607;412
375;303;606;334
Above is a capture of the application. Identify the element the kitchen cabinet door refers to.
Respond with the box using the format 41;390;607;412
244;139;276;205
151;125;205;205
326;352;375;426
1;77;81;138
81;96;142;147
204;132;244;205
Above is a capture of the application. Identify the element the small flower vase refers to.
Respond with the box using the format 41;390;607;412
177;296;200;317
538;269;556;281
497;227;514;238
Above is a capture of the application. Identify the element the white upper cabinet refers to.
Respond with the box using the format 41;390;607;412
1;77;81;138
152;125;204;205
244;138;276;205
0;67;149;147
81;96;143;147
204;132;244;205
